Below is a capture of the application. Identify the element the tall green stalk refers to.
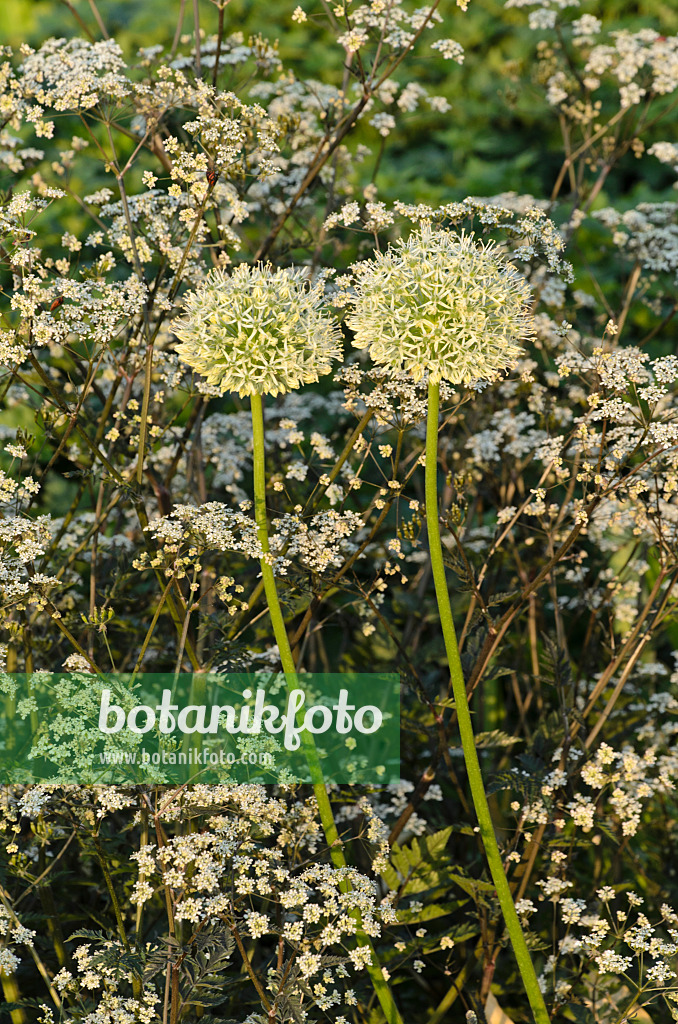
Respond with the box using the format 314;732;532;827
425;380;550;1024
250;392;404;1024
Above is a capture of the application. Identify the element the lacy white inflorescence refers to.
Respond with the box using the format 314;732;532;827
346;224;536;385
173;263;343;396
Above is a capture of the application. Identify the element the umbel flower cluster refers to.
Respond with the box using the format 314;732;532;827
173;263;343;396
346;225;536;384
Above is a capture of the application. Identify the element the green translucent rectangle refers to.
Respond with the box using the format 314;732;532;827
0;672;400;785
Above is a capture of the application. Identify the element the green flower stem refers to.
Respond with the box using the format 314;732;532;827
0;971;27;1024
250;392;404;1024
425;381;550;1024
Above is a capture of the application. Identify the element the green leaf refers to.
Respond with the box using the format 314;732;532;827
448;872;496;898
397;900;461;924
382;826;452;894
562;1003;592;1023
474;729;522;748
67;927;113;943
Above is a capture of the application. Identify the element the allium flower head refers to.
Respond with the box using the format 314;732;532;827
174;263;342;397
345;224;535;384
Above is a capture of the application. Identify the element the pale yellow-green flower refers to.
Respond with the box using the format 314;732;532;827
173;263;342;397
345;225;535;384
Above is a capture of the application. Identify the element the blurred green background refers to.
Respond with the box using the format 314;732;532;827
2;0;677;208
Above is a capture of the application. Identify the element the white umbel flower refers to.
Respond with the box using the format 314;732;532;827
174;263;342;396
345;224;535;384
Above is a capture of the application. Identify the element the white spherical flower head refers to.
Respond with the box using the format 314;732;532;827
174;263;343;397
346;224;536;384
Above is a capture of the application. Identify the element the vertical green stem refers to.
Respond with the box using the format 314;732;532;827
0;971;27;1024
250;392;404;1024
426;380;550;1024
93;836;131;953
